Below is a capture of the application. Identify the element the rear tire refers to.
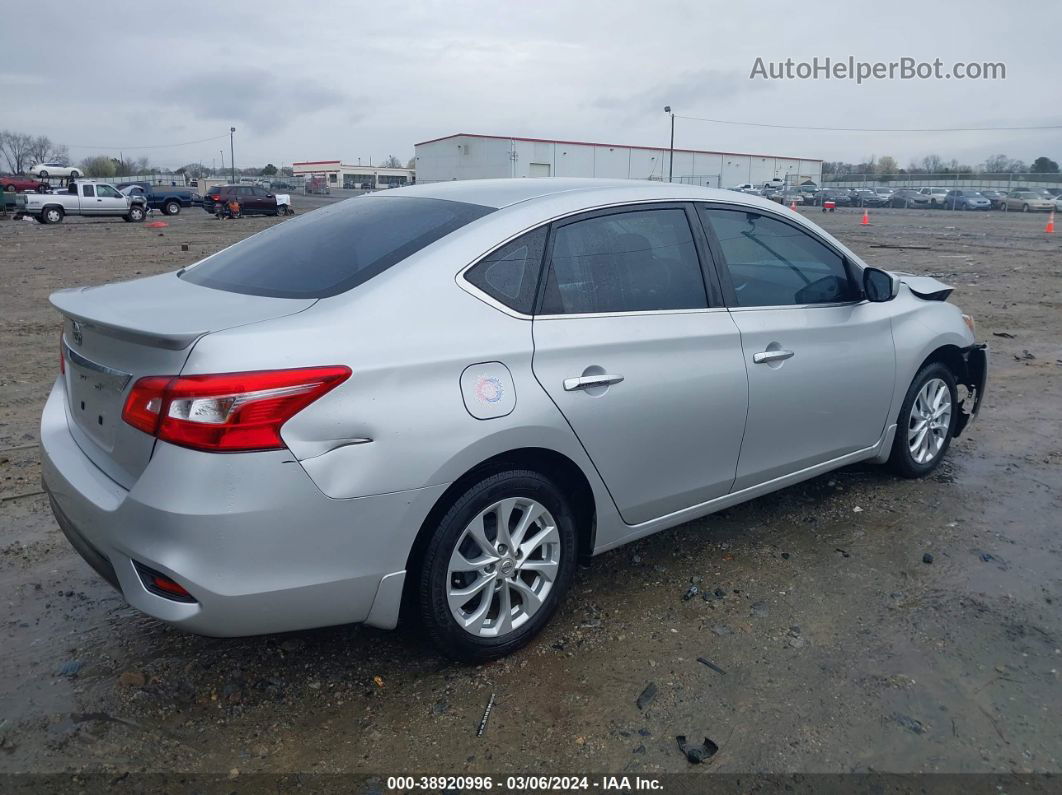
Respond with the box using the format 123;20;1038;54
418;469;577;661
163;200;181;216
3;184;13;193
41;207;63;224
38;170;48;179
887;362;958;478
69;170;80;179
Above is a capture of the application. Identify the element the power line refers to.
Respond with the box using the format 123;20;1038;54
65;133;231;151
674;114;1062;133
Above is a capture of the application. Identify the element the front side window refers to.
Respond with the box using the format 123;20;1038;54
464;227;546;315
701;208;856;307
181;196;494;298
540;208;707;315
97;185;120;198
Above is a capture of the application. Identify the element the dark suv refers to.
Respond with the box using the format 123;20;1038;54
202;185;280;216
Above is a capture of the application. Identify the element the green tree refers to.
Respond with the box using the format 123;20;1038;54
1030;156;1059;174
261;163;278;176
79;156;116;178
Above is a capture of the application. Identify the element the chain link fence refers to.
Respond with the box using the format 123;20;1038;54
822;172;1062;191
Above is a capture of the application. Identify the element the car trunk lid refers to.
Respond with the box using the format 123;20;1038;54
52;272;316;488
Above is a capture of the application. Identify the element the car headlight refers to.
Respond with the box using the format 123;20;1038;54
962;313;976;337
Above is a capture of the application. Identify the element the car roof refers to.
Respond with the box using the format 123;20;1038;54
380;178;741;210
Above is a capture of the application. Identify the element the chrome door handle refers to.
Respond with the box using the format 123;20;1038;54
753;349;794;364
563;373;624;391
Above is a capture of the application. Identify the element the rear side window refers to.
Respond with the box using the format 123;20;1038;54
540;208;707;315
82;184;95;197
181;196;494;298
464;228;546;315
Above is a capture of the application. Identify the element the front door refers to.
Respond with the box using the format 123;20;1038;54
531;204;748;525
95;184;127;215
698;206;896;490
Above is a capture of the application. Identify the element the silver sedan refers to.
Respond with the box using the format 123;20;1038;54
41;179;987;660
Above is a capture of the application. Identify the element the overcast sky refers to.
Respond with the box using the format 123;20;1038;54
3;1;1059;171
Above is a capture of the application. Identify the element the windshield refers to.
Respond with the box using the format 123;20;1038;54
180;196;494;299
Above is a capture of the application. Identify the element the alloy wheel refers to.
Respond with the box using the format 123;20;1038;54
907;377;952;464
446;497;560;638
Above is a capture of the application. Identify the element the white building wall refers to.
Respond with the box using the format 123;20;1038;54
414;135;821;187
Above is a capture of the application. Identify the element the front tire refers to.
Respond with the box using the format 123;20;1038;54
418;469;577;661
127;205;146;222
888;363;958;478
1023;204;1030;213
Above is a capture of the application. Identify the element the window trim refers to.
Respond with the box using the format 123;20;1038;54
694;202;864;311
461;226;548;316
456;199;731;320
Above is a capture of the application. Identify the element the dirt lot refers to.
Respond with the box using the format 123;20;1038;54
0;200;1060;778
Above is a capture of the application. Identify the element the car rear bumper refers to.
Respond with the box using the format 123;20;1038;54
40;378;446;636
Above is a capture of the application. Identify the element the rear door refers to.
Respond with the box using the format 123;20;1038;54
531;204;748;525
698;205;895;490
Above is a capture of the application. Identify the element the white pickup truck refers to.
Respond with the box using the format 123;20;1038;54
15;181;148;224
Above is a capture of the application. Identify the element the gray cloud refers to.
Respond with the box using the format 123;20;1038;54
164;69;345;135
2;1;1060;169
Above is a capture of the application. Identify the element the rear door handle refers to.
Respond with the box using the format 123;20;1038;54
563;373;624;391
753;349;794;364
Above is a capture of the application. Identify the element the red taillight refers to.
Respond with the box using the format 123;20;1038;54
151;573;192;599
121;366;351;452
210;194;220;201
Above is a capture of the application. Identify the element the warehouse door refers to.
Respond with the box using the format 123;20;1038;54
529;163;551;177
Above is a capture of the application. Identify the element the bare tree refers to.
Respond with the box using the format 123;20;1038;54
0;130;34;174
921;154;944;173
381;154;403;168
26;136;68;167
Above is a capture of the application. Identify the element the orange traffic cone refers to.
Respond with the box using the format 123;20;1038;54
789;200;798;211
860;209;870;226
1046;211;1055;234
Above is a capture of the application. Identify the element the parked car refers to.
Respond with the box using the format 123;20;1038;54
770;188;804;205
728;183;756;192
1003;190;1055;212
119;182;202;216
14;180;147;224
809;189;853;207
849;189;887;207
41;180;987;660
889;189;931;209
1045;188;1062;197
943;190;991;211
873;187;894;201
918;187;950;208
30;162;81;179
201;184;281;215
979;189;1006;209
0;175;47;193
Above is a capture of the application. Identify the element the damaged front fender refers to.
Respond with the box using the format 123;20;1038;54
954;343;988;437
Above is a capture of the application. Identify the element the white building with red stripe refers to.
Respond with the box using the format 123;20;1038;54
291;160;415;190
413;133;821;188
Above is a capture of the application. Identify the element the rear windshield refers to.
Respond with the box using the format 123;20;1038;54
180;196;494;298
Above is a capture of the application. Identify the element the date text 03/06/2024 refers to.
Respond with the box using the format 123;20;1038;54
385;775;663;791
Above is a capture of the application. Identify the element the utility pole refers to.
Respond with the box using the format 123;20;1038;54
664;106;675;182
230;127;236;183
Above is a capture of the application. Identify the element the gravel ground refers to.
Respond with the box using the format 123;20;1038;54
0;200;1059;777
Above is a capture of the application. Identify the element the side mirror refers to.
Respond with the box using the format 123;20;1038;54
863;267;899;302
